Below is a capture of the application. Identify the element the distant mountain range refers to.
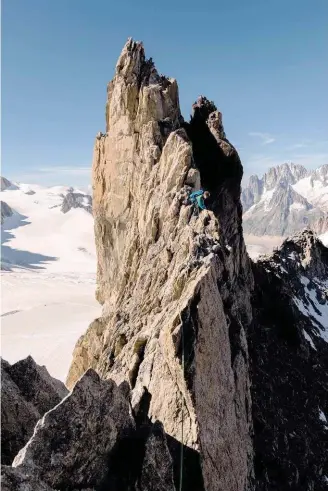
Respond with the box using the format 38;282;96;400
242;163;328;236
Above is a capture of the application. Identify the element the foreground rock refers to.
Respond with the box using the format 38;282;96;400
1;357;68;465
12;369;134;489
1;466;53;491
3;368;175;491
68;38;254;490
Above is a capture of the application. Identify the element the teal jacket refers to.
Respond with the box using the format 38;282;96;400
189;190;206;210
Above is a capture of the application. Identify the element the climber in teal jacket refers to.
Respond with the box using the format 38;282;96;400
189;189;210;210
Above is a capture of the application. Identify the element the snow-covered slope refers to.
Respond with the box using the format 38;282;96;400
320;230;328;247
1;178;100;381
292;165;328;210
1;180;94;272
242;163;328;236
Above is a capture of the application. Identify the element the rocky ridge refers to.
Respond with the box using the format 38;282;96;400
249;230;328;490
2;228;327;490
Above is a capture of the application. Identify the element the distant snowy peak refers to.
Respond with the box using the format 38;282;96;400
292;164;328;211
242;163;328;236
242;163;309;212
1;177;12;191
263;162;308;191
61;188;92;214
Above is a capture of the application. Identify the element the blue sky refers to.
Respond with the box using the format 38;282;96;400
2;0;328;187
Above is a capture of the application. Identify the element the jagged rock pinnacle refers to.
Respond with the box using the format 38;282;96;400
68;38;254;490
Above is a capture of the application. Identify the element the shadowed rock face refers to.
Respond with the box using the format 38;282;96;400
67;38;254;491
250;230;328;491
0;177;14;191
1;201;13;224
1;466;54;491
2;368;176;491
183;95;244;257
12;370;135;490
1;357;68;465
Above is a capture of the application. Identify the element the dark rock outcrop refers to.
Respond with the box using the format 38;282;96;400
249;230;328;490
1;357;68;465
1;201;13;224
1;466;54;491
12;370;135;489
0;177;16;191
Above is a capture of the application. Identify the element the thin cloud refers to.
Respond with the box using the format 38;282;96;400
287;143;308;150
286;139;313;150
249;132;276;145
38;166;90;176
7;166;92;188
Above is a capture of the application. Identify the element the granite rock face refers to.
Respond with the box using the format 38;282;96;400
67;39;255;490
1;357;68;465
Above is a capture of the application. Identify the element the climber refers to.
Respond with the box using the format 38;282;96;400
189;189;210;211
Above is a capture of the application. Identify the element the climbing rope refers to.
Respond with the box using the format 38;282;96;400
179;310;185;491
